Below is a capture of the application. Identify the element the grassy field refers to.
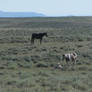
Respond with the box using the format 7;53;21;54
0;17;92;92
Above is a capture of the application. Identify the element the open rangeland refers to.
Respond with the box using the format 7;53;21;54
0;17;92;92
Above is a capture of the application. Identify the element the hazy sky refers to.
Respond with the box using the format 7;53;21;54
0;0;92;16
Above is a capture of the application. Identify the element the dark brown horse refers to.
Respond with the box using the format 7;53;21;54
31;32;48;44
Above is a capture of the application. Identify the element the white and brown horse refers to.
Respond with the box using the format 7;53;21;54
62;52;77;65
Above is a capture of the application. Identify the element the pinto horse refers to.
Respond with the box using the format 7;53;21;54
31;32;48;44
62;52;77;65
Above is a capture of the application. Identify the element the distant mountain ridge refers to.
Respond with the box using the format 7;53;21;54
0;11;45;17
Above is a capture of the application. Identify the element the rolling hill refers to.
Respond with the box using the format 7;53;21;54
0;11;45;17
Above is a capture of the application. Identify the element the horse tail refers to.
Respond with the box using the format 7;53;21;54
62;54;65;61
31;35;34;44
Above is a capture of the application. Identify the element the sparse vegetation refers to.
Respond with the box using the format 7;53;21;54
0;17;92;92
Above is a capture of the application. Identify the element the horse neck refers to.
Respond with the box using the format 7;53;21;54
42;34;46;37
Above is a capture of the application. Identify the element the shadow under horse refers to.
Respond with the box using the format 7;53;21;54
31;32;48;44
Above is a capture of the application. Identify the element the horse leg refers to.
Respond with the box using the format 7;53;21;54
40;38;42;44
72;58;76;65
74;59;76;65
33;39;34;44
31;38;34;44
31;39;33;44
66;58;70;65
66;59;69;66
